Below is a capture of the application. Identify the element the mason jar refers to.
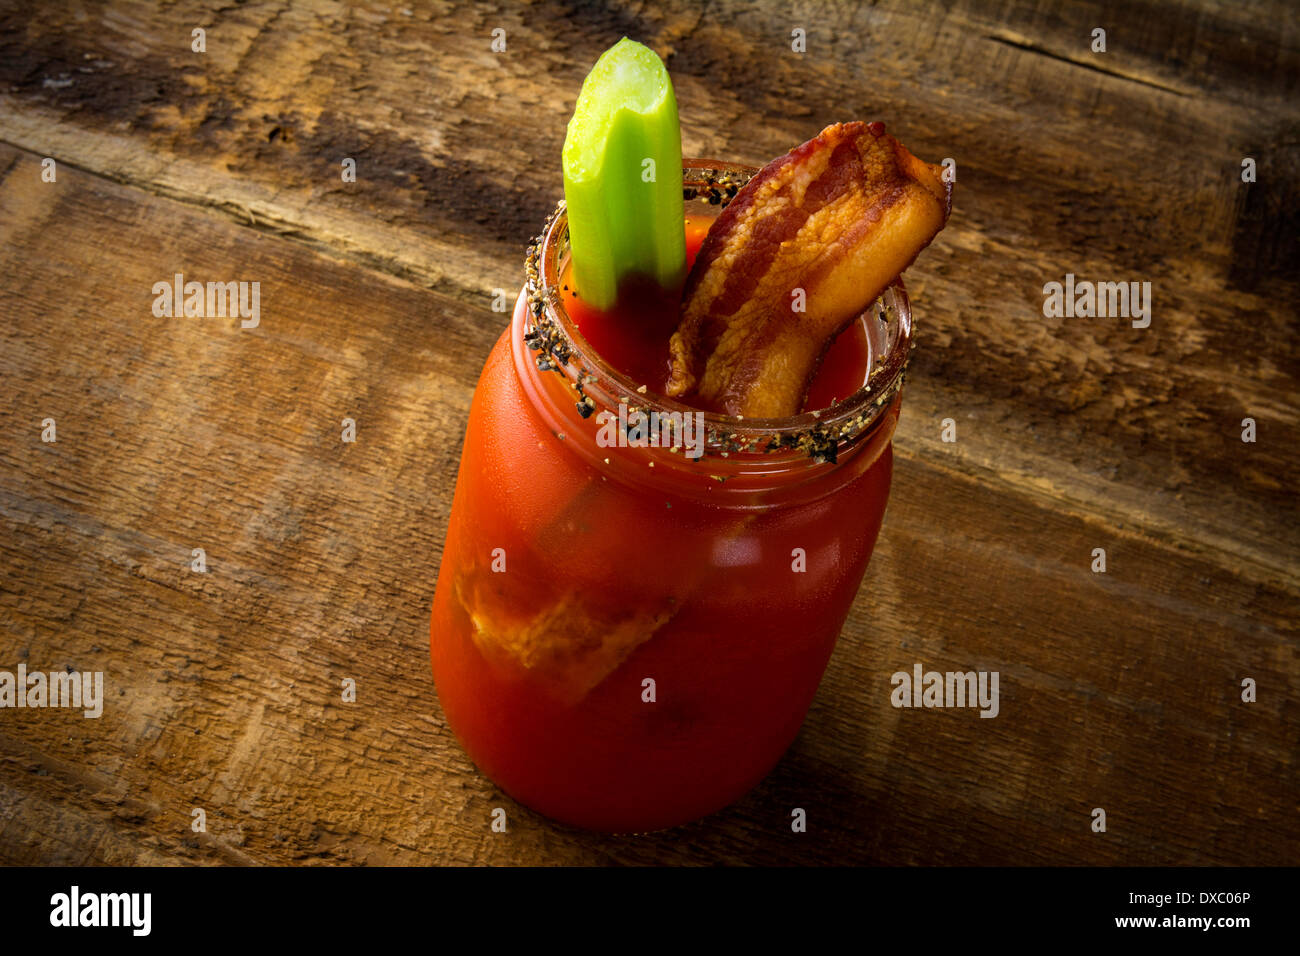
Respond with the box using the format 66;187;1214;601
430;161;911;832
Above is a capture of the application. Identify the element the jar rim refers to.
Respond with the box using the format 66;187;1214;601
522;159;912;464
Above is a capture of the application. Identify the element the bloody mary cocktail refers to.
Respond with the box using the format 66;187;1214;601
429;33;952;831
429;162;912;831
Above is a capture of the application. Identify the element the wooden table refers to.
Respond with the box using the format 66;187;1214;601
0;1;1295;866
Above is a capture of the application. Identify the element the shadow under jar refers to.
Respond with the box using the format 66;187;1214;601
430;161;912;832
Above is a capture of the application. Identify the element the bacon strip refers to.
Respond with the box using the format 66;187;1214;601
667;122;952;417
455;568;675;703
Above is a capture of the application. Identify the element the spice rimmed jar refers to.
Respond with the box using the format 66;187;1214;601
430;161;911;831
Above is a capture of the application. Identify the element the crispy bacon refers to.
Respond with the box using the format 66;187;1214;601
667;122;952;417
455;569;674;703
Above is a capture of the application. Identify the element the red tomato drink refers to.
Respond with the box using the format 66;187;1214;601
430;162;911;832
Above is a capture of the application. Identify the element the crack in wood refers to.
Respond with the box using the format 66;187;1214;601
985;33;1191;97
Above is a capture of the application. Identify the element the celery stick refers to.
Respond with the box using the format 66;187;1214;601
562;38;686;311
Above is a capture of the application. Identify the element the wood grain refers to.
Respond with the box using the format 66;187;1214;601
0;0;1296;865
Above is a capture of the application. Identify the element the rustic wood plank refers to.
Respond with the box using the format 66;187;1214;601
1;0;1294;589
1;145;1294;865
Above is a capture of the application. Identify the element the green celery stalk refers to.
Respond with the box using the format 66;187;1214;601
562;38;686;311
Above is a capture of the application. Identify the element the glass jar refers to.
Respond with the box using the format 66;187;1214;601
430;161;911;832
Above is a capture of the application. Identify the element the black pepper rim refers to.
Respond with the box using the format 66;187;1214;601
522;160;913;464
